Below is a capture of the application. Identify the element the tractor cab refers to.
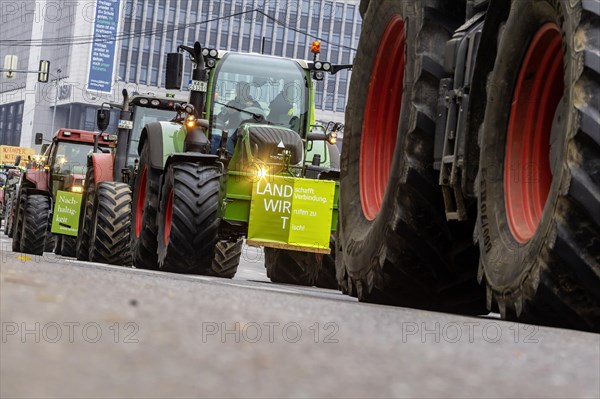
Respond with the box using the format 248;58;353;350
209;52;310;155
125;96;180;167
45;129;111;195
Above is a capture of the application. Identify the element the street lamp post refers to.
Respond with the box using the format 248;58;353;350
50;67;62;136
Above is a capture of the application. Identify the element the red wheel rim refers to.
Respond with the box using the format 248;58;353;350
135;166;147;238
163;190;174;246
505;23;564;243
359;15;405;221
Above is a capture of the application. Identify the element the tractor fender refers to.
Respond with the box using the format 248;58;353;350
22;187;51;197
138;121;185;170
91;152;114;184
23;169;48;191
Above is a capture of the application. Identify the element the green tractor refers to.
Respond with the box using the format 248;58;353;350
76;92;185;265
126;42;348;285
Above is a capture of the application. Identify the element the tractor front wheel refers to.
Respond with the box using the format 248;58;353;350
157;163;221;274
131;141;161;270
60;236;77;258
76;159;96;261
20;194;50;256
89;182;132;266
12;194;26;252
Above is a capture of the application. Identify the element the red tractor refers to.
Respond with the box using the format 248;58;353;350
11;129;111;256
338;0;599;331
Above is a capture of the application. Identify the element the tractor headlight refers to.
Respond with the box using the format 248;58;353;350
256;167;267;179
327;131;337;145
186;116;196;129
71;186;83;193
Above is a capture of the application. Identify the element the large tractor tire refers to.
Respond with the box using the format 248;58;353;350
131;141;160;270
60;236;77;258
315;236;338;289
5;196;14;237
76;160;96;261
88;182;132;266
477;0;600;331
44;232;56;253
157;163;221;274
337;0;485;313
20;195;50;256
12;194;26;252
265;249;319;286
212;239;243;278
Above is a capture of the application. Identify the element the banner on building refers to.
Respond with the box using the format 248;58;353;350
87;0;121;93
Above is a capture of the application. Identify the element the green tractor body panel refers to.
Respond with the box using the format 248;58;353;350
158;121;186;167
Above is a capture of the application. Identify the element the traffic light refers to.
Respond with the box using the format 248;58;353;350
38;60;50;83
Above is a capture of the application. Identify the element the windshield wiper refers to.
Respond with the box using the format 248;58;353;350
215;101;266;122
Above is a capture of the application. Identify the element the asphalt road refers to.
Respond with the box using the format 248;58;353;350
1;232;599;398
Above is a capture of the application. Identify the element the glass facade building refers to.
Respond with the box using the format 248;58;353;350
0;0;360;147
118;0;361;116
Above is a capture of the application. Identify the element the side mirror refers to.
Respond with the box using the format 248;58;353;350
165;52;183;90
96;108;111;132
35;133;43;145
41;143;50;156
14;155;21;166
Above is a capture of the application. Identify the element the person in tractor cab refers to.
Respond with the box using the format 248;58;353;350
213;81;265;155
267;83;302;133
218;81;262;130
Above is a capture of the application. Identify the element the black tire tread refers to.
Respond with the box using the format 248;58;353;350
265;248;318;286
339;0;485;314
158;163;221;274
211;239;243;278
479;0;600;331
131;142;160;269
76;159;96;261
20;195;49;256
60;236;77;258
89;182;132;266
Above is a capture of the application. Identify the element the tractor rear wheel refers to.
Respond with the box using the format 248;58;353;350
477;0;600;331
44;232;56;253
20;194;49;256
89;182;132;266
131;141;160;269
337;0;485;313
60;236;77;258
157;163;221;274
76;160;96;261
5;196;14;237
211;239;243;278
315;236;337;289
265;249;319;286
12;194;26;252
